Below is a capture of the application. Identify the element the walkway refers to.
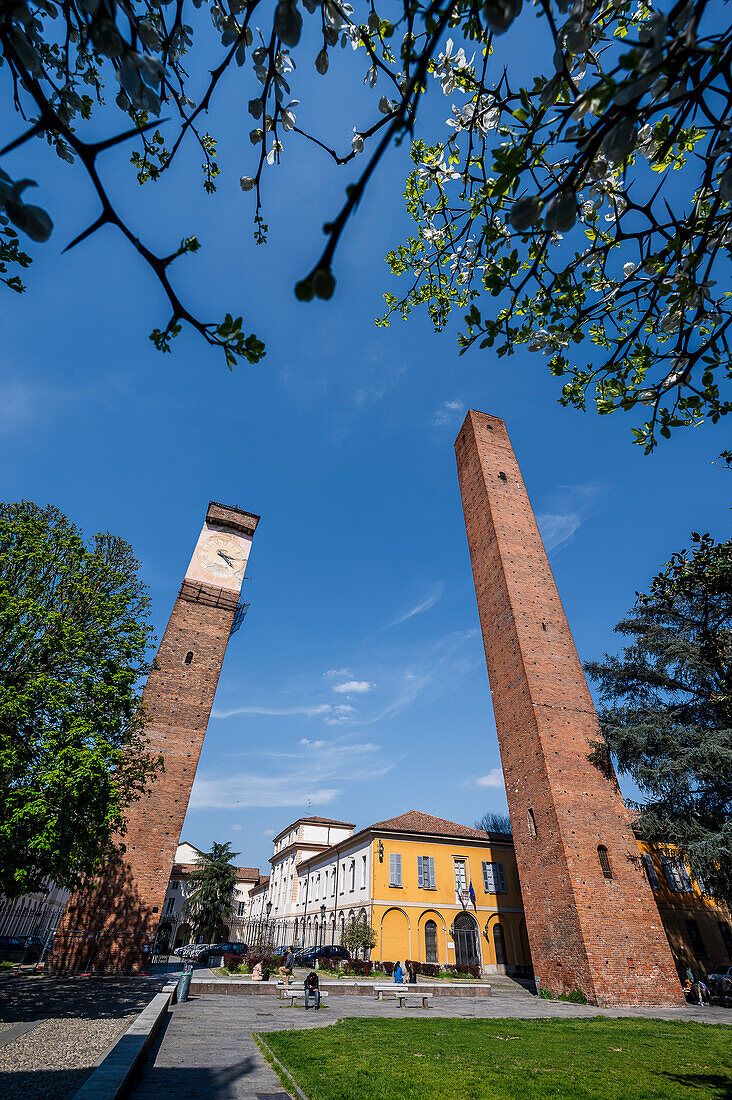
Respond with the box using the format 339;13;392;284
128;990;731;1100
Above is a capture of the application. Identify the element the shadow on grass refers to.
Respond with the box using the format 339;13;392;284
661;1073;732;1099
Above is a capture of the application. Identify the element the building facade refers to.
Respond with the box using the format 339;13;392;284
0;879;70;947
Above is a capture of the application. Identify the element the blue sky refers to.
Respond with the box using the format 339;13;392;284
2;16;729;875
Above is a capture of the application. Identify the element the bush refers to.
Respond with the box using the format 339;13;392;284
378;961;395;976
558;989;588;1004
444;963;480;979
222;953;249;971
418;963;440;979
317;957;339;972
349;959;372;976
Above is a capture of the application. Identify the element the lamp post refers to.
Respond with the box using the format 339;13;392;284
318;904;325;968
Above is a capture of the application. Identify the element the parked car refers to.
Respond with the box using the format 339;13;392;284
706;966;732;994
213;942;248;956
294;945;351;966
174;943;212;961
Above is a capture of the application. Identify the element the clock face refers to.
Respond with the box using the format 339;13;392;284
198;534;247;578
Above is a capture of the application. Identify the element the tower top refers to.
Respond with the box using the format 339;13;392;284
454;409;506;449
207;501;260;537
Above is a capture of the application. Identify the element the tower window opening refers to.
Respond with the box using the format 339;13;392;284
184;651;193;665
498;471;507;481
527;808;537;839
598;845;613;879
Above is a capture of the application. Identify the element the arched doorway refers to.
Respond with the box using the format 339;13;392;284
380;908;410;962
424;919;438;963
174;923;191;948
493;923;507;966
452;912;480;967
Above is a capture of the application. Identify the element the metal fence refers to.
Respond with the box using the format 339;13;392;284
153;914;348;956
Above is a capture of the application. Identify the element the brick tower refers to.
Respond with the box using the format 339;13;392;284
50;502;259;973
455;412;682;1006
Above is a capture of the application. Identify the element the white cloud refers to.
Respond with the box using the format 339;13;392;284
333;680;373;695
213;703;332;719
190;739;392;810
536;513;581;553
324;668;351;679
299;738;329;748
473;769;504;788
231;824;242;830
387;582;444;628
536;483;610;554
433;399;465;427
262;829;275;837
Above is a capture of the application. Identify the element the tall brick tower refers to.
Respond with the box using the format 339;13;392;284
50;502;259;973
455;412;682;1006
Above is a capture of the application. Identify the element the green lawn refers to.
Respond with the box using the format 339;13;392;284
260;1017;732;1100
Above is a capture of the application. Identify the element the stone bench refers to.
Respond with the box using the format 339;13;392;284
393;991;433;1008
280;988;329;1006
372;984;430;1000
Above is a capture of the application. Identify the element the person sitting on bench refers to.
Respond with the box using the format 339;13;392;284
304;970;320;1009
393;961;404;984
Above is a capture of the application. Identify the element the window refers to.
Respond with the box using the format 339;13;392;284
184;651;193;665
331;869;336;896
527;808;537;838
171;880;179;890
718;922;732;958
597;845;612;879
313;874;319;901
361;854;367;889
482;861;507;894
425;920;438;963
237;901;246;917
389;853;402;887
418;855;437;889
686;919;708;958
661;856;691;892
642;854;659;889
164;897;175;915
349;860;355;891
452;858;467;895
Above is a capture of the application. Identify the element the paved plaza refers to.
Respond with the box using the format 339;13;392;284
128;989;732;1100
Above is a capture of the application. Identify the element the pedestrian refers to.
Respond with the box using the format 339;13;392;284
698;977;710;1005
393;960;404;984
406;961;417;985
278;945;296;987
304;970;320;1010
251;959;263;982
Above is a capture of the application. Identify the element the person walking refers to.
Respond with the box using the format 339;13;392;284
304;970;320;1010
393;961;404;984
279;946;295;987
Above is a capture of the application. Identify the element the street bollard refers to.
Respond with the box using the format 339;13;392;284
176;966;192;1002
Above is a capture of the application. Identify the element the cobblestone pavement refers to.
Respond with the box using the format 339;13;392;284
0;974;168;1100
128;990;732;1100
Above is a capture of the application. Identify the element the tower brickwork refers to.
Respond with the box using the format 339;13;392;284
50;502;259;973
455;411;682;1006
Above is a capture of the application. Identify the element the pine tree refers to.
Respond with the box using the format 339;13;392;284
586;533;732;903
182;842;238;943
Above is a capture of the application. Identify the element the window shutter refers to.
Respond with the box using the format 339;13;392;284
482;861;491;892
497;863;507;893
428;857;436;889
417;856;424;888
678;860;693;891
661;856;682;892
390;853;402;887
642;854;659;889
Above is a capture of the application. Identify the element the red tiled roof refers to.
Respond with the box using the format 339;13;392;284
250;875;270;892
171;863;259;881
370;810;496;841
300;816;355;827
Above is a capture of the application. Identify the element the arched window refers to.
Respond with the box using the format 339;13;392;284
425;919;438;963
598;845;613;879
493;923;507;966
184;651;193;665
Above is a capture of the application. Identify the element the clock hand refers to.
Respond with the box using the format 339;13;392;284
217;550;235;567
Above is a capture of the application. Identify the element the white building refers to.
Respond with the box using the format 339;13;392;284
265;816;355;920
293;826;372;948
0;878;70;943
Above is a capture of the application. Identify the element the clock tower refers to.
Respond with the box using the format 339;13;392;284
50;501;259;973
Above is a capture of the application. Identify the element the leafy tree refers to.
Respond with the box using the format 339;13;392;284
0;501;159;898
586;533;732;902
4;0;732;450
341;915;378;958
475;810;512;834
182;841;239;942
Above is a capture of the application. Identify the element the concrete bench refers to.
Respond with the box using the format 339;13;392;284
393;991;433;1009
373;984;429;1000
277;982;304;999
280;988;329;1006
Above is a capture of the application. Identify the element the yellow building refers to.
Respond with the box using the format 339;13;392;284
370;811;528;972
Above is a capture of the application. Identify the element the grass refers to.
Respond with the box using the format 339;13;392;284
260;1017;732;1099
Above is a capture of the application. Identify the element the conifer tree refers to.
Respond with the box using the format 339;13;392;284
587;534;732;903
182;842;238;943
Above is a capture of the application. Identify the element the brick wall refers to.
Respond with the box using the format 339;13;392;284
50;513;246;973
455;410;683;1006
